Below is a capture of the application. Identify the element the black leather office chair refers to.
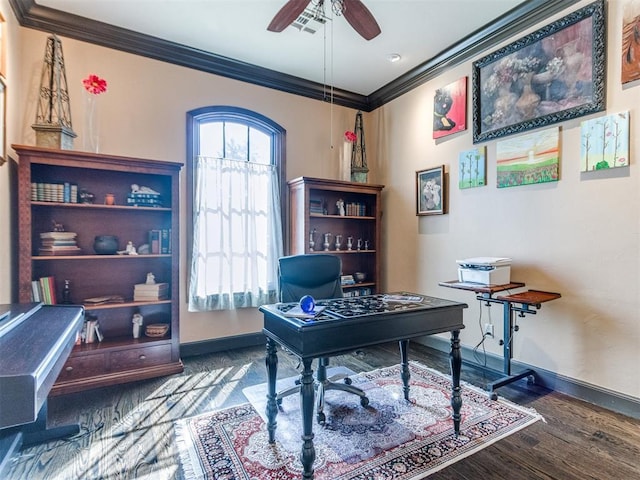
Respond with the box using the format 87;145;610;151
277;254;369;423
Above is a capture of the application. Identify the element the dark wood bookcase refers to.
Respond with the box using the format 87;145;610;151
15;144;183;395
288;177;384;296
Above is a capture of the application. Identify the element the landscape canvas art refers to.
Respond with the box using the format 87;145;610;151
580;111;630;171
458;147;487;189
496;127;560;188
433;77;467;139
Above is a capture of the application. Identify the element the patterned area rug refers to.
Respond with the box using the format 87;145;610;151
175;361;542;480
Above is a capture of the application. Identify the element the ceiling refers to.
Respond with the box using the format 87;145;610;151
12;0;579;110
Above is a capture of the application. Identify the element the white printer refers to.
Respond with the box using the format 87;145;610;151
456;257;512;286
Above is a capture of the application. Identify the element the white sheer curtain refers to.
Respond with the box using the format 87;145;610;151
188;156;283;311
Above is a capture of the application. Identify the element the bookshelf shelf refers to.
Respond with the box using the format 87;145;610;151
32;201;171;212
33;254;173;261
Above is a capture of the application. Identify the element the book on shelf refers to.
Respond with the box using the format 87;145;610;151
85;318;97;343
93;322;104;342
134;293;169;302
161;229;170;254
31;280;42;302
38;246;82;256
40;231;77;240
36;276;56;304
341;274;356;286
134;282;169;292
148;229;171;254
83;295;125;305
134;282;169;301
149;229;160;254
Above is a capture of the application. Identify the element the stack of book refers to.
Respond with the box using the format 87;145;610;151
127;192;163;207
309;199;324;214
134;282;169;302
39;231;81;256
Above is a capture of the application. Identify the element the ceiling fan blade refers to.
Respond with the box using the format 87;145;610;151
342;0;381;40
267;0;312;32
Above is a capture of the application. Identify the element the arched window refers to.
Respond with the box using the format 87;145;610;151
187;106;285;311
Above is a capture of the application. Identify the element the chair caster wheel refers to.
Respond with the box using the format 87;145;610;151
317;412;326;424
526;374;536;385
360;396;369;407
489;392;498;401
344;378;352;385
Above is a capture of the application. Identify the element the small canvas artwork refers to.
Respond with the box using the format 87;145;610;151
433;77;467;139
580;111;630;171
458;147;486;189
622;1;640;84
496;127;559;188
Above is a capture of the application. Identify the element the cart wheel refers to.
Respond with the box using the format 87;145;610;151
344;378;352;385
360;396;369;407
489;391;498;401
526;374;536;385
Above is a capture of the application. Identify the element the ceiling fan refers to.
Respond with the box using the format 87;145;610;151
267;0;381;41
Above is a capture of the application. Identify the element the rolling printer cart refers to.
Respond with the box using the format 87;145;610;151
439;279;561;399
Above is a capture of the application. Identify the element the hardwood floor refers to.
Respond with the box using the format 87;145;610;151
5;342;640;479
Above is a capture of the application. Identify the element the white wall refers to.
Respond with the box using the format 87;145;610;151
8;17;364;344
373;0;640;399
2;0;638;401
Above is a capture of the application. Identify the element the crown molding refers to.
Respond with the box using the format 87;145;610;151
10;0;580;112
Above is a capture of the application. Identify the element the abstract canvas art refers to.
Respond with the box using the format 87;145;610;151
433;77;467;139
458;147;486;189
580;111;630;171
496;127;560;188
622;1;640;83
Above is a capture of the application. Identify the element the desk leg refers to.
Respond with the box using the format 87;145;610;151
265;338;278;444
449;330;462;436
399;339;410;401
299;358;315;480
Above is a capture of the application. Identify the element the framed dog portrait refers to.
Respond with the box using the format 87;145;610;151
416;165;445;216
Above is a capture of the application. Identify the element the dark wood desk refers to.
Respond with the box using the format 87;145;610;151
0;303;84;477
260;293;467;480
439;281;561;399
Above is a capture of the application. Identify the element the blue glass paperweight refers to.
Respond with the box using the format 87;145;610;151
299;295;316;313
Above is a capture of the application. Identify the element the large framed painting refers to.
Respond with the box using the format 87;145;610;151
433;77;467;139
416;166;445;215
472;0;605;144
496;127;560;188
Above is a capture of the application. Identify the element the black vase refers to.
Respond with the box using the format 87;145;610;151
93;235;119;254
